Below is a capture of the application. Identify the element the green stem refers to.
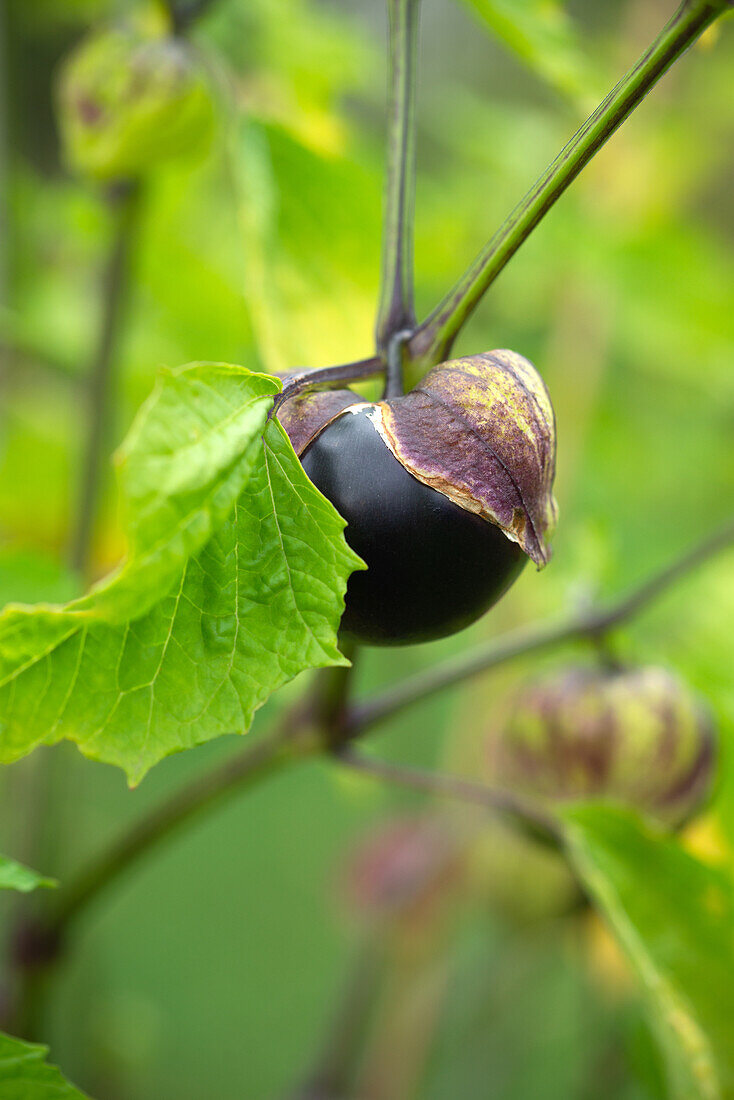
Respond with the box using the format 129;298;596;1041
25;517;733;945
313;638;359;750
382;327;413;400
347;516;734;735
271;356;384;419
10;517;730;1034
335;747;560;847
3;709;313;1040
54;716;312;944
8;181;142;1039
11;654;360;979
375;0;421;354
69;181;141;578
408;0;729;370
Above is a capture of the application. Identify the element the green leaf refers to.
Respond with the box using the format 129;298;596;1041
564;804;734;1100
230;120;380;374
0;364;363;784
0;855;56;892
460;0;604;111
0;1031;90;1098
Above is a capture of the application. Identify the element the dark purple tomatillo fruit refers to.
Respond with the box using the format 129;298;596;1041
301;407;526;644
279;351;557;647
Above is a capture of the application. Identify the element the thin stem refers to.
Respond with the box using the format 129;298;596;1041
382;327;413;400
4;681;354;1039
271;357;384;420
13;654;359;964
375;0;421;353
348;517;734;734
335;747;561;847
69;181;141;577
408;0;729;369
313;637;359;750
48;716;311;943
30;518;733;940
9;518;730;1034
8;721;304;1039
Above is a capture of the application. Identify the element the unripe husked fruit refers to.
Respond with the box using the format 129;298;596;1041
301;407;525;644
56;22;214;182
280;351;557;646
491;665;716;828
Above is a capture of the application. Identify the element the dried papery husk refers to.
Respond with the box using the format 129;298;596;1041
277;388;359;456
375;351;557;565
492;666;716;828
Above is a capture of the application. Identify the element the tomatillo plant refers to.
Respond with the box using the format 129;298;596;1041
0;0;733;1097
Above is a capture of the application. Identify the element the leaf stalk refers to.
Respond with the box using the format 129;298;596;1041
407;0;729;371
375;0;421;354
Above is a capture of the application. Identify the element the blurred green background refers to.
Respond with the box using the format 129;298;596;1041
1;0;733;1096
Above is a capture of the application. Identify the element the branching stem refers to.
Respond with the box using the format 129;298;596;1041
270;357;383;420
347;517;734;734
8;656;361;1020
52;718;311;941
335;747;561;846
2;711;314;1041
34;519;734;940
7;518;730;1035
382;327;414;400
408;0;730;370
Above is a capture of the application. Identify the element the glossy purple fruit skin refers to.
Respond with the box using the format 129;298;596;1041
300;407;526;646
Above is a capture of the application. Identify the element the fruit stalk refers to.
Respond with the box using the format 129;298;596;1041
408;0;730;372
69;180;141;577
335;747;561;847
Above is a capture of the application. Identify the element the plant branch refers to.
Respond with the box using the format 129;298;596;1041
33;518;733;940
335;747;561;847
7;719;305;1039
312;637;360;751
271;356;384;420
382;327;413;400
348;517;734;734
69;181;141;578
10;517;729;1032
18;651;360;958
19;518;730;953
408;0;729;369
14;711;314;975
375;0;421;353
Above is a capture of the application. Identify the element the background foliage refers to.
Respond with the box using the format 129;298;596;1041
1;0;733;1096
